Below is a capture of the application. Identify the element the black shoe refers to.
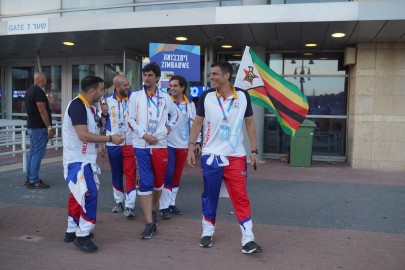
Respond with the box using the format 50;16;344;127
242;241;262;254
140;223;157;239
27;180;49;189
73;236;98;252
159;208;171;219
112;202;124;213
199;236;213;248
152;210;158;225
25;178;44;186
64;232;94;243
169;205;183;215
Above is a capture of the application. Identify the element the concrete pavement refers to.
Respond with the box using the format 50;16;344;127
0;149;404;270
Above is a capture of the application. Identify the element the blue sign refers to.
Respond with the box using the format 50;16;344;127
149;43;200;82
189;86;205;97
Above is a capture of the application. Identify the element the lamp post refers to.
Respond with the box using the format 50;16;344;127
293;59;312;93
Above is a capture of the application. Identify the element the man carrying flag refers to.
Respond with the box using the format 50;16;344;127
187;60;262;254
235;46;309;136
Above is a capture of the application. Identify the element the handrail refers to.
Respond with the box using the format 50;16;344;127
0;121;63;172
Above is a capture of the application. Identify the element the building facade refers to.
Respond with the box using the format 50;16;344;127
0;0;404;170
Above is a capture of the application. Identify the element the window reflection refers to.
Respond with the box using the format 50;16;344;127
72;64;98;98
264;116;346;156
12;67;34;115
284;77;347;116
264;55;347;157
43;65;62;114
104;63;123;96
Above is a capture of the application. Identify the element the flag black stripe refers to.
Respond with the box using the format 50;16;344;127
268;94;306;124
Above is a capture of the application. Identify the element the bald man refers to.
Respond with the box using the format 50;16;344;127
100;75;137;217
25;72;54;189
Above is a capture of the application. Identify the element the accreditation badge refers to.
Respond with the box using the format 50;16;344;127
219;123;230;141
118;122;128;134
147;119;158;134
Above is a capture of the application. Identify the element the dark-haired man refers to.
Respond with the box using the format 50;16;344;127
62;76;124;252
128;62;178;239
187;60;262;254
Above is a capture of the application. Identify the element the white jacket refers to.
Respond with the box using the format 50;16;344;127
128;88;178;148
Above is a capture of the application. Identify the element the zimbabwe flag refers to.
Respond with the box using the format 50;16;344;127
235;46;309;136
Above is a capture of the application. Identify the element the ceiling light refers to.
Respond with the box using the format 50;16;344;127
332;33;346;38
320;57;328;60
221;45;232;49
305;43;317;47
175;36;188;41
303;52;313;56
63;41;75;46
232;54;242;57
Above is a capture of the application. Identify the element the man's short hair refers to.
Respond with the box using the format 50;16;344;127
170;75;188;95
142;62;161;78
81;76;104;93
211;60;233;82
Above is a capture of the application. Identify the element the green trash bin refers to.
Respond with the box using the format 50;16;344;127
289;119;316;167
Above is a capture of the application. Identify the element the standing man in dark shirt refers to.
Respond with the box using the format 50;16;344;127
24;72;54;189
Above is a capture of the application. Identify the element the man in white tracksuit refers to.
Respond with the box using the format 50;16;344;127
127;62;178;239
100;75;137;218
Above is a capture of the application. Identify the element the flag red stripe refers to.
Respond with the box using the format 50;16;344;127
277;110;301;131
263;80;308;117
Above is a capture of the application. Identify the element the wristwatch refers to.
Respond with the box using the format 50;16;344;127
251;149;258;154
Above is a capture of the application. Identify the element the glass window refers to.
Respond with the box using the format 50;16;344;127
62;7;133;16
104;63;123;96
134;2;218;11
1;0;59;15
310;117;346;156
264;55;347;158
284;77;347;116
284;0;349;3
0;67;5;117
42;65;62;115
264;116;346;156
12;67;34;114
284;59;345;76
62;0;133;15
71;64;98;98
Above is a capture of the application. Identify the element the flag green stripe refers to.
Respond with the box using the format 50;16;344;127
249;48;307;100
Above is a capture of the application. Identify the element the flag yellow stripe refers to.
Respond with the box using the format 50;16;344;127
248;89;275;109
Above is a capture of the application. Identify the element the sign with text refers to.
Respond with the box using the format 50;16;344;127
7;18;49;35
149;43;200;83
189;86;205;97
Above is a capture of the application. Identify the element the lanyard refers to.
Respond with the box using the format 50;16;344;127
117;99;127;122
216;96;234;121
147;90;160;117
174;101;188;115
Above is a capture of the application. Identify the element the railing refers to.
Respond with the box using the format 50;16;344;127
0;120;63;172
